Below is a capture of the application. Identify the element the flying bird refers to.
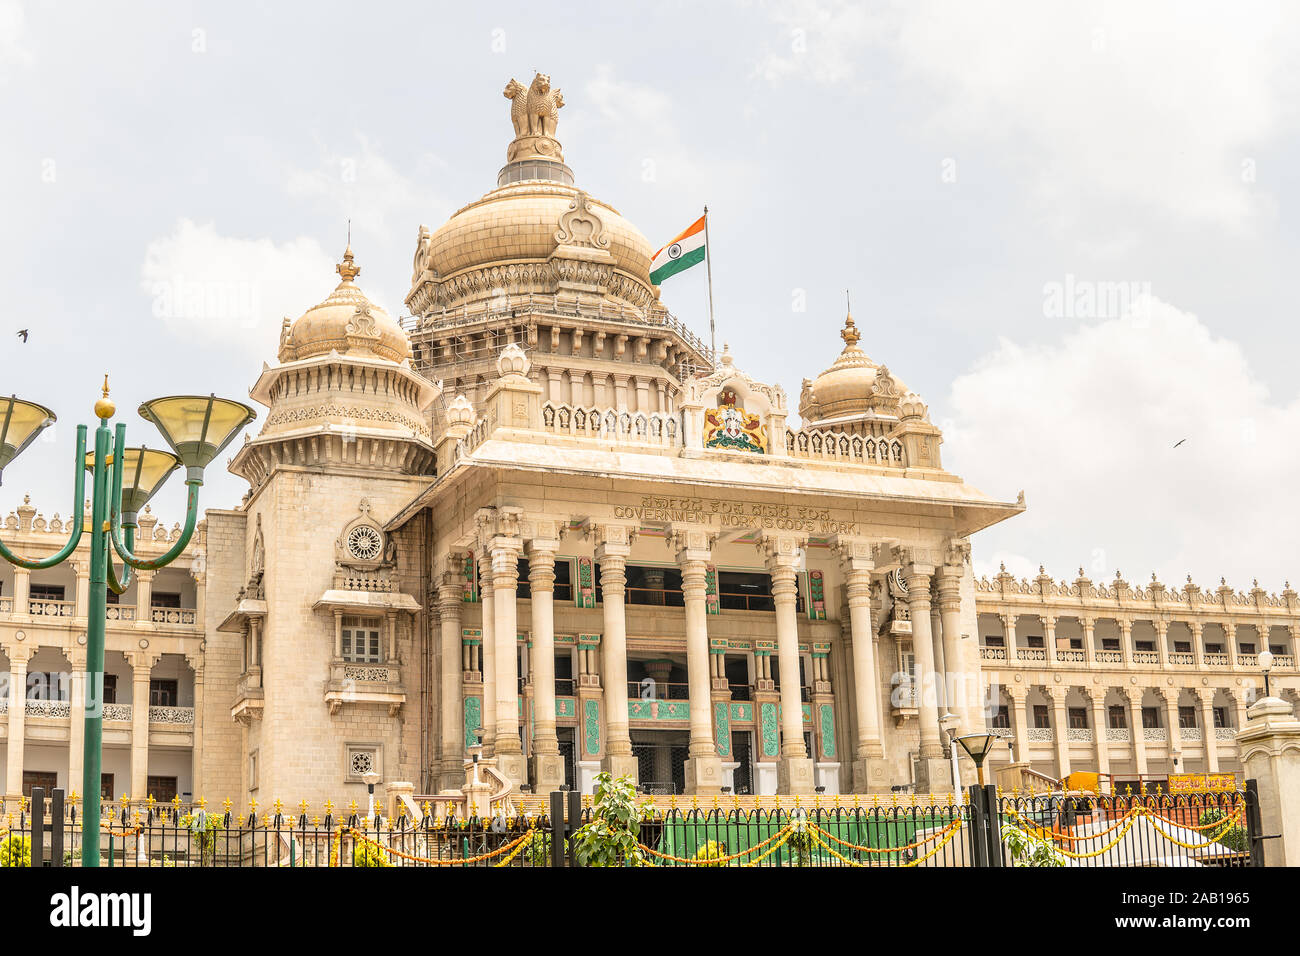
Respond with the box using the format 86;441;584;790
1173;438;1186;448
16;329;28;342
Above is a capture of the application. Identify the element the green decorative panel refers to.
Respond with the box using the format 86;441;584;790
714;702;731;756
801;702;812;723
659;701;690;720
463;696;481;750
628;699;653;720
576;557;596;608
820;704;836;758
463;552;478;603
729;701;753;722
556;697;576;718
807;569;827;620
584;699;601;756
705;564;719;615
760;702;779;757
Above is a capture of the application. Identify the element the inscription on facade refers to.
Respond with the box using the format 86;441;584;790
612;496;860;535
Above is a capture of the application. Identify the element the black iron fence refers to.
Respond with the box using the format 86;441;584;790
4;783;1263;868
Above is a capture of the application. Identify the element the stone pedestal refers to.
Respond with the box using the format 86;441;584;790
778;756;815;795
601;752;639;783
852;757;891;793
532;752;566;795
684;755;724;795
495;752;527;793
1237;696;1300;866
913;756;951;795
386;781;416;821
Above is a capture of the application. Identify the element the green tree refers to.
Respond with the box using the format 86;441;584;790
570;772;649;867
1002;823;1067;867
0;834;31;867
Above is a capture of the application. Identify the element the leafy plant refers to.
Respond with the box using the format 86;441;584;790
0;834;31;867
1002;823;1067;867
526;830;569;867
693;839;728;867
351;840;391;867
180;811;224;865
1199;807;1248;853
569;772;648;867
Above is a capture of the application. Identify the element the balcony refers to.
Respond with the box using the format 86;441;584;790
1178;726;1203;742
1095;650;1123;664
1132;651;1160;665
232;668;264;725
1016;648;1047;662
1056;650;1085;663
1105;727;1131;742
979;646;1006;661
1026;727;1054;742
28;599;74;617
1066;727;1093;742
1203;653;1230;667
0;597;199;629
324;661;406;716
1168;652;1195;666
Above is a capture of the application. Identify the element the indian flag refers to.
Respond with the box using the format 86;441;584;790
650;214;706;285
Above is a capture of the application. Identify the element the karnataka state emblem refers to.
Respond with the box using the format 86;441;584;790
704;391;766;453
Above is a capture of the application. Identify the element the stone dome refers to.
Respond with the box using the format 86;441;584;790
413;181;656;304
279;246;412;364
799;314;908;425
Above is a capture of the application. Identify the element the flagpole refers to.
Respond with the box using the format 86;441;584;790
703;205;716;361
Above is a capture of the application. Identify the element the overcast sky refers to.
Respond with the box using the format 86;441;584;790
2;0;1299;591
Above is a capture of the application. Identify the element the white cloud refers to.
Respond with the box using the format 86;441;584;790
757;0;1300;228
139;219;336;356
0;0;34;69
946;296;1300;590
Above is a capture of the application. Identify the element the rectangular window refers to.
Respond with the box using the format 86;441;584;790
1108;705;1127;729
1067;707;1088;729
151;592;181;609
101;774;114;801
717;571;774;612
146;775;178;803
1213;706;1228;729
1205;643;1223;654
1069;638;1083;650
29;584;65;601
1102;638;1120;651
1142;707;1160;729
1178;706;1197;729
102;674;117;705
1174;641;1191;653
991;705;1010;728
1135;640;1155;652
1240;643;1256;654
1026;635;1045;648
553;559;573;603
149;679;179;707
1271;644;1286;655
984;635;1004;648
624;565;683;607
342;616;382;663
1033;705;1050;729
23;771;58;799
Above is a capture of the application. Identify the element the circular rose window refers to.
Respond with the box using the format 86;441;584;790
347;525;383;561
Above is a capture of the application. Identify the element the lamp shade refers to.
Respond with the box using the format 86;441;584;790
1258;649;1274;673
85;447;181;519
0;396;56;482
138;394;256;470
954;732;999;763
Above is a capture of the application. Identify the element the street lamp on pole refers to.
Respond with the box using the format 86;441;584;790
1259;649;1274;699
954;732;999;787
0;383;254;866
939;711;961;794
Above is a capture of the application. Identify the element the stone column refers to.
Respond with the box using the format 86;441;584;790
764;534;813;794
1008;685;1030;769
189;656;204;799
1197;687;1219;773
135;570;154;627
527;531;565;793
905;562;947;790
477;551;496;758
1153;620;1169;668
5;647;31;796
129;651;155;802
1081;617;1096;666
1190;621;1205;669
595;525;637;779
1236;696;1300;866
673;527;722;794
490;535;525;786
1088;687;1110;776
1001;612;1017;661
1224;623;1238;669
1161;688;1181;773
12;568;30;620
837;538;884;792
1046;685;1071;778
1042;615;1058;664
73;560;89;623
1119;619;1134;667
68;646;86;797
437;566;465;792
936;565;972;731
1125;687;1148;778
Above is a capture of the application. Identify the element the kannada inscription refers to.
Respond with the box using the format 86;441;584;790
612;495;860;536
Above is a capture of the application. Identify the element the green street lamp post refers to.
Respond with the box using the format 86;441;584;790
0;380;254;866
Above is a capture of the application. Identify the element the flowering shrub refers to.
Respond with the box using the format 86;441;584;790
352;840;391;867
693;840;727;866
0;834;31;867
1199;807;1248;853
